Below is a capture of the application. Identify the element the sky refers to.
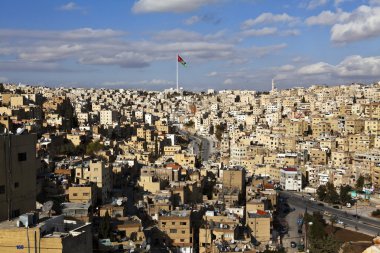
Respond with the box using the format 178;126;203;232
1;0;380;91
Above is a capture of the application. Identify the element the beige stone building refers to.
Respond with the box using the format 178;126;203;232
0;215;92;253
158;210;194;252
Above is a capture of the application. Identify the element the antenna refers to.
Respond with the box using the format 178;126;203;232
42;201;54;217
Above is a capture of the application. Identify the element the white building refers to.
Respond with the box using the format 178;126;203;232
280;168;302;191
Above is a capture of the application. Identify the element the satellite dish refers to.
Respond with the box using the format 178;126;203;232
16;127;25;135
116;199;123;206
42;201;54;214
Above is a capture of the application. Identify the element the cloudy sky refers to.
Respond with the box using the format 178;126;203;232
1;0;380;90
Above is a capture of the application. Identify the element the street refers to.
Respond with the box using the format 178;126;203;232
280;191;380;236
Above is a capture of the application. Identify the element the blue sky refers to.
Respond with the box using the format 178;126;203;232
1;0;380;90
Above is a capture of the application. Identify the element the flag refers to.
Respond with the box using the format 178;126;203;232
178;55;187;67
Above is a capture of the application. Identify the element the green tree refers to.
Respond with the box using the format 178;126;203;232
209;125;214;135
325;182;339;204
356;175;365;190
0;83;4;92
330;215;337;234
99;210;112;239
339;185;352;204
86;140;104;156
215;123;227;141
317;184;327;201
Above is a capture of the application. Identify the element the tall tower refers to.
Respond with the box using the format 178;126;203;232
271;79;275;92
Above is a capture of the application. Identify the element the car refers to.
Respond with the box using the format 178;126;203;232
290;241;297;248
317;203;324;207
310;197;315;201
346;203;352;208
323;211;331;216
353;214;361;219
333;205;340;209
337;220;344;225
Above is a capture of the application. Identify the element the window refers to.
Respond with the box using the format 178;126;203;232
180;222;187;225
0;185;5;194
73;193;78;196
18;152;27;161
180;239;185;242
182;231;186;234
83;193;89;196
170;229;177;233
14;182;19;188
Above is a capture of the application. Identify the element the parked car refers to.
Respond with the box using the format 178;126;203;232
291;242;297;248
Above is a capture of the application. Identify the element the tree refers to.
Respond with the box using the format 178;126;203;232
330;215;337;234
0;83;4;92
339;185;352;204
184;120;194;128
317;184;327;201
215;123;227;141
86;140;104;156
325;182;339;204
356;175;365;190
99;210;112;239
209;125;214;135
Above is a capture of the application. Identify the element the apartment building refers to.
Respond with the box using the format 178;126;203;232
0;134;38;221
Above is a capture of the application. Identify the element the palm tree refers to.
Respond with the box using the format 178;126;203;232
330;216;337;234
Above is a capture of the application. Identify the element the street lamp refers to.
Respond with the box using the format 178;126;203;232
305;221;313;252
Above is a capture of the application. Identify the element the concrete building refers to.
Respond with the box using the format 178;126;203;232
279;168;302;191
100;110;117;125
0;134;38;221
0;214;92;253
158;210;194;253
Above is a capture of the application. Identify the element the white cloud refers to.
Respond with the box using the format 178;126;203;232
132;0;216;13
0;28;125;40
369;0;380;6
307;5;380;43
102;81;129;86
138;79;174;85
184;14;221;25
223;78;233;85
307;0;328;9
331;5;380;43
274;55;380;83
250;43;287;57
0;76;8;82
298;62;334;75
207;71;218;77
185;16;201;25
306;10;350;26
241;13;299;29
59;2;81;11
281;29;300;36
241;27;278;37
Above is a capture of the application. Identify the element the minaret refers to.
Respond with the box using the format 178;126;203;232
271;79;275;92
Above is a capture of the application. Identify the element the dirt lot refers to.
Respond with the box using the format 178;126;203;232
325;226;373;242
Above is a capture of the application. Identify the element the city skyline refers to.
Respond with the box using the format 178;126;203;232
1;0;380;90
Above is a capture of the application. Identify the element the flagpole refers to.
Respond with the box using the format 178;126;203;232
176;53;179;93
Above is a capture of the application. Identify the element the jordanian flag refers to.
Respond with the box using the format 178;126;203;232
178;55;187;67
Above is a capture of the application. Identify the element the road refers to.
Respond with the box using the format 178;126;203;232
280;191;380;237
179;129;215;161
